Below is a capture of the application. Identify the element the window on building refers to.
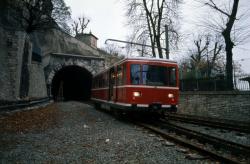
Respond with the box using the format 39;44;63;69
32;46;42;62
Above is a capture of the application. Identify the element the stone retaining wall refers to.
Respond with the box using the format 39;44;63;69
0;26;47;101
0;26;104;102
178;91;250;122
0;27;26;101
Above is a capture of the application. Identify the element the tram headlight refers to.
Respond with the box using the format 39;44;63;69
168;93;174;98
133;91;141;97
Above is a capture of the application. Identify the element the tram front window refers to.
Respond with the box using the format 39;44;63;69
130;64;177;86
130;64;141;85
142;65;176;86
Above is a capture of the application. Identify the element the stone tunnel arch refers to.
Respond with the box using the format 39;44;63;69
51;65;92;101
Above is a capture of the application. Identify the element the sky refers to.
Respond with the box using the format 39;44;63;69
64;0;127;48
64;0;250;74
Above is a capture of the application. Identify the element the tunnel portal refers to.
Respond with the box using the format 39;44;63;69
51;65;92;101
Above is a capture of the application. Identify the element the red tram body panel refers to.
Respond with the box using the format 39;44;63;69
91;57;179;113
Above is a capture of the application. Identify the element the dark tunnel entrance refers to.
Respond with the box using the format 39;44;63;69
51;65;92;101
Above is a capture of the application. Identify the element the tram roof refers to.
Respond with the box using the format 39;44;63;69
122;57;177;63
94;57;177;77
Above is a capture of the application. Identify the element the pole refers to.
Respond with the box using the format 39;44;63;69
165;25;169;59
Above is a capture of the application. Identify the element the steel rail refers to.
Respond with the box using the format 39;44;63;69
0;97;51;111
160;120;250;155
167;113;250;133
137;121;247;164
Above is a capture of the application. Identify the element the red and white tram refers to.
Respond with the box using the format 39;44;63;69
91;57;179;114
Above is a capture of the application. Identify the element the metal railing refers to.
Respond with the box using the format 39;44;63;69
233;74;250;91
180;74;250;91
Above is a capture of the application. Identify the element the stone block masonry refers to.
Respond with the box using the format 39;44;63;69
178;91;250;122
0;27;26;101
0;26;47;103
28;63;47;98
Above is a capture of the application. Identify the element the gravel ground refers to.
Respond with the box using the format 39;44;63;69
171;121;250;146
0;101;216;163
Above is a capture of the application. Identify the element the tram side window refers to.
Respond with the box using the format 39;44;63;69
101;75;105;88
104;72;108;87
168;67;176;86
92;78;94;88
117;65;123;85
110;68;116;85
94;77;97;88
123;64;126;84
95;78;98;88
130;64;141;85
96;75;104;88
98;76;102;88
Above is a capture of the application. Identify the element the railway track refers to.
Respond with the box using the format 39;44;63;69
91;104;249;163
136;118;250;164
167;113;250;133
0;97;51;112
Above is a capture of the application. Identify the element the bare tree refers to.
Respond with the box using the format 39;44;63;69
189;35;209;75
181;34;224;78
71;16;90;36
125;0;180;58
201;0;240;90
52;0;72;33
206;35;224;77
101;44;121;56
5;0;71;33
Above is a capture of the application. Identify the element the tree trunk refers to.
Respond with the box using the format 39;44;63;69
205;0;239;90
143;0;156;57
222;0;239;90
156;35;163;58
222;30;234;90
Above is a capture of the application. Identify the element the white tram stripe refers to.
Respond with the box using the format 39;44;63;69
91;87;109;91
91;98;171;108
115;85;179;90
91;98;149;107
92;85;179;90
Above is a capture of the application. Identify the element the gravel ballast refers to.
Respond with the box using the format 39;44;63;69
0;101;214;163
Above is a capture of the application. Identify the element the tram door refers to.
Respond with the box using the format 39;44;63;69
108;67;115;101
